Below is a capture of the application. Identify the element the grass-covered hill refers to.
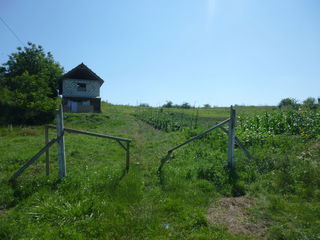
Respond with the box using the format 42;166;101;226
0;103;320;239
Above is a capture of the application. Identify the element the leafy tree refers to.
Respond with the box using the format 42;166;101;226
278;98;298;110
139;103;150;107
163;101;173;108
303;97;317;110
0;42;63;124
203;104;211;108
180;102;192;109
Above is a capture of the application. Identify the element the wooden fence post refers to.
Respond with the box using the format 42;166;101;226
45;126;50;176
227;106;236;169
56;105;66;178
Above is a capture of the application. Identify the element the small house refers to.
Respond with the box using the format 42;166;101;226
59;63;104;113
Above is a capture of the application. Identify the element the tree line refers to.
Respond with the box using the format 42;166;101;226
278;97;319;110
142;98;320;110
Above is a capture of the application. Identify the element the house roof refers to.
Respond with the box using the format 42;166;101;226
60;63;104;85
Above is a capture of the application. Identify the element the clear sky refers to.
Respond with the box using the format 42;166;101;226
1;0;319;106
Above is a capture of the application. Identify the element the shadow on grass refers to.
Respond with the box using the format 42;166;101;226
5;167;129;209
227;167;246;197
158;158;246;197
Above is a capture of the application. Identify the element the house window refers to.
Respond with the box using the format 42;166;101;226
77;83;86;91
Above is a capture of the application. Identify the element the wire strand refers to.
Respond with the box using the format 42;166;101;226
0;16;24;46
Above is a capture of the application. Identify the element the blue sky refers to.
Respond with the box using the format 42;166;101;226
1;0;319;106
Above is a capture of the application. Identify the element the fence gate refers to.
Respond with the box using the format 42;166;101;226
9;105;132;183
157;106;252;180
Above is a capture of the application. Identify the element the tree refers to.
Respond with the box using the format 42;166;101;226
203;104;211;108
180;102;192;109
278;98;298;110
139;103;150;107
303;97;317;110
0;42;63;124
162;101;173;108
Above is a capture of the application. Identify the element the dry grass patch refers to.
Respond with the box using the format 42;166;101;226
206;197;267;238
0;209;6;216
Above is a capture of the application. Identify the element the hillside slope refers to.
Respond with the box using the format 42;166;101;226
1;104;319;239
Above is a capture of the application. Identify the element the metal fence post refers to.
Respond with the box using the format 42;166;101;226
227;106;236;169
45;126;50;176
56;105;66;178
126;142;130;172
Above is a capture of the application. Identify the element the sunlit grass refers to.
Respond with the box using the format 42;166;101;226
0;103;319;239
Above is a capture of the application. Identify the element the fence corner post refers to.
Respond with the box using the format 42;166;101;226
227;105;236;169
56;105;66;178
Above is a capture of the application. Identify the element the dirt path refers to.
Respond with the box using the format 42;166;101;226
206;197;267;238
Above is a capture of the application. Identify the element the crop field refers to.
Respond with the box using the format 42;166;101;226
133;106;270;131
1;103;320;239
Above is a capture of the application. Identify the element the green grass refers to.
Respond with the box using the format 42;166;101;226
0;103;320;239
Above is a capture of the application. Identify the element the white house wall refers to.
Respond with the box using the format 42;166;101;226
62;78;100;98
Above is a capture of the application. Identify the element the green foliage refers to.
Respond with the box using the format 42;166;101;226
0;42;63;125
302;97;318;110
278;98;298;110
237;110;320;145
180;102;192;109
134;107;200;132
139;103;150;107
163;101;174;108
162;101;193;109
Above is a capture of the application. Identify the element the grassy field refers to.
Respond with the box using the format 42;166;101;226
0;104;320;239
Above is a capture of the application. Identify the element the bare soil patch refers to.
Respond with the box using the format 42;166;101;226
206;197;266;238
0;209;6;216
